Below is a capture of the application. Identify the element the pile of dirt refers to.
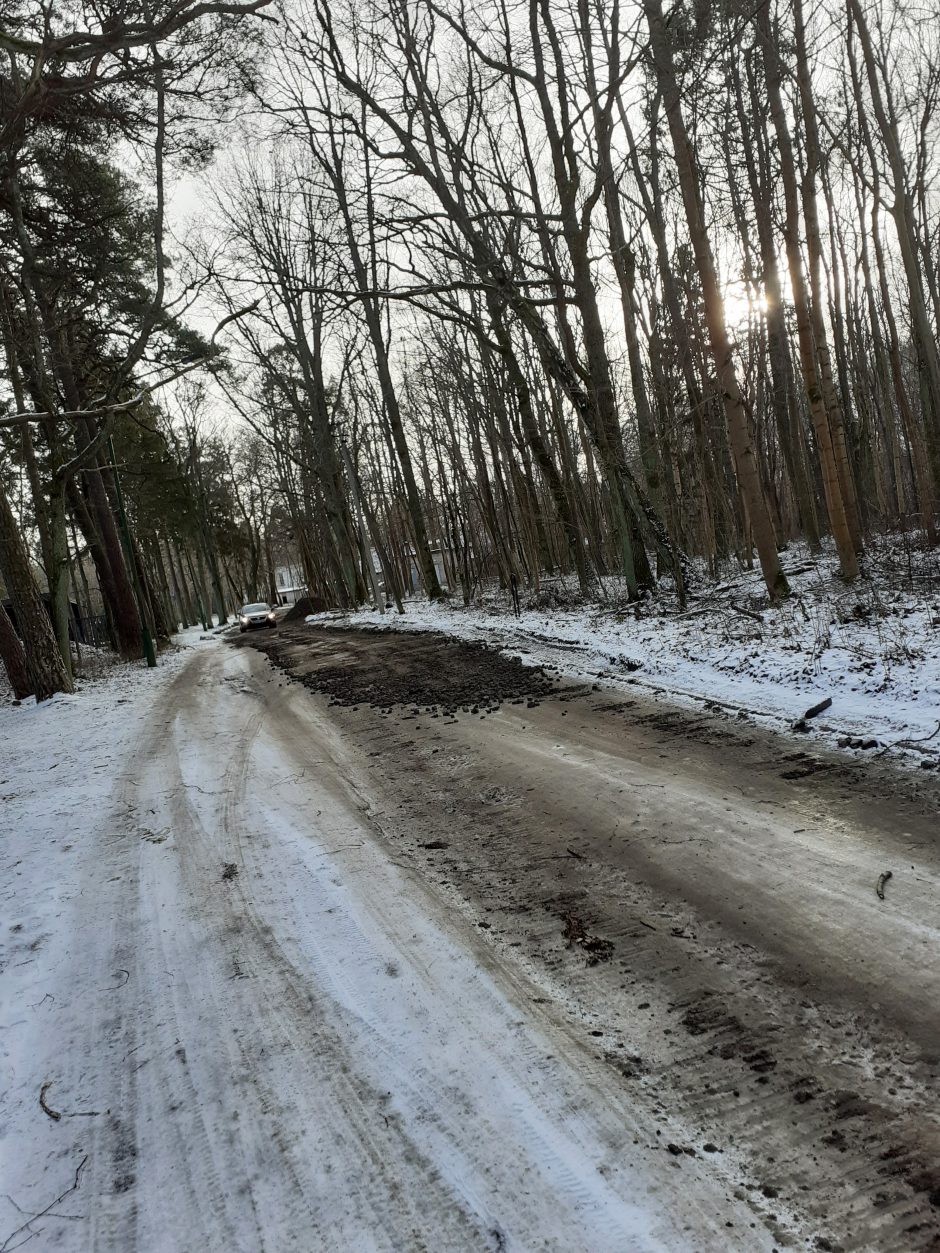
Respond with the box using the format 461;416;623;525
246;625;559;714
282;595;329;622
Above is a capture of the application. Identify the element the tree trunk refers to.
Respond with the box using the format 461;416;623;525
755;0;858;579
0;601;33;700
792;0;862;552
322;122;444;600
645;0;788;601
0;479;72;700
847;0;940;521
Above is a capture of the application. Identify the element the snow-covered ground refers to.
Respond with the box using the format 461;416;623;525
336;537;940;767
1;631;785;1251
0;635;202;1250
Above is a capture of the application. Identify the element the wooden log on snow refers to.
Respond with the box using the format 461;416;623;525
802;697;833;720
792;696;833;732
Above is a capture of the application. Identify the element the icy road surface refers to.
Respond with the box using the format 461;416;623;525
1;638;779;1252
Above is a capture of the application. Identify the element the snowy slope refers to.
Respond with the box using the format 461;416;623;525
340;540;940;766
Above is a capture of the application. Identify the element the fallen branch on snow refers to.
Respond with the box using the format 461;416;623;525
39;1082;61;1121
39;1082;101;1121
730;601;765;624
876;871;893;901
100;969;129;990
792;696;833;733
802;697;833;720
0;1155;88;1251
890;721;940;751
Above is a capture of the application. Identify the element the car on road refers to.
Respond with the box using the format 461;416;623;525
238;603;277;632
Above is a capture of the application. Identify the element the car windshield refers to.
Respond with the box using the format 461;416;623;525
242;604;270;614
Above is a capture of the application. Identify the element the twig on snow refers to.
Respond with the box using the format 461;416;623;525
890;721;940;750
183;782;225;796
730;601;765;624
39;1082;101;1121
0;1155;88;1252
39;1083;61;1121
269;770;307;785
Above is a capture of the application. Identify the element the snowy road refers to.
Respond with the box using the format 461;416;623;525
242;624;940;1252
2;639;785;1252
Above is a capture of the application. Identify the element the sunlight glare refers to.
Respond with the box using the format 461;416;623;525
723;286;768;329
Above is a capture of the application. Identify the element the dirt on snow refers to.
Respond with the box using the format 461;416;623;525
242;623;559;712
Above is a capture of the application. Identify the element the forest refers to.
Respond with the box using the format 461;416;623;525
2;0;940;701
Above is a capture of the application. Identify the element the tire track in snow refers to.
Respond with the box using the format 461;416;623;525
213;647;788;1250
40;642;792;1251
128;650;489;1250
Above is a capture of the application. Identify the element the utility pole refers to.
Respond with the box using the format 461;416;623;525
108;434;157;667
